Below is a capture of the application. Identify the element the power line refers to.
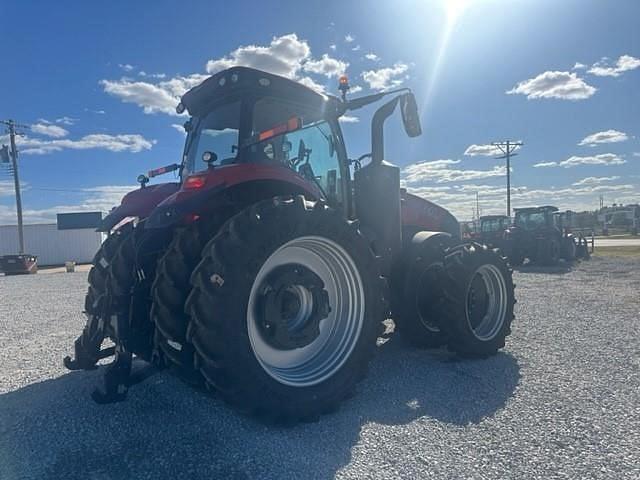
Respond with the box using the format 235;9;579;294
492;140;523;217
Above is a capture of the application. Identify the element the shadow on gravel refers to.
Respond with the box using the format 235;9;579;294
0;339;519;480
514;261;575;275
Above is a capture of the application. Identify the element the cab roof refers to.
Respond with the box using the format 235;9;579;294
180;66;341;118
480;215;510;220
514;206;558;213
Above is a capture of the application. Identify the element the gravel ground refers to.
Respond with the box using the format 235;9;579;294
1;257;639;479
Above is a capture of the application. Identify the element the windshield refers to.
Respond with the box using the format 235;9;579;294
481;218;507;233
185;101;241;173
515;212;547;230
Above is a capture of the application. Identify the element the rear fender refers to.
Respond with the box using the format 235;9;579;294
146;164;322;229
99;183;180;232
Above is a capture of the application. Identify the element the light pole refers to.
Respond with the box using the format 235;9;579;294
492;141;523;217
1;119;29;254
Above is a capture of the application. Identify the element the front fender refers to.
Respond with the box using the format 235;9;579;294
98;182;180;232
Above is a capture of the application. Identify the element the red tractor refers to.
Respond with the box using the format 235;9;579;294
65;67;515;422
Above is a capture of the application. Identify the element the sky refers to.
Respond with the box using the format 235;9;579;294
0;0;638;224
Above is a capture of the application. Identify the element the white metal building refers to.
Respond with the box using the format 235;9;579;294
0;223;104;266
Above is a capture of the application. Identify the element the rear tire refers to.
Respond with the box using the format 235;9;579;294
437;243;515;357
107;222;169;360
186;196;385;422
151;214;230;382
536;239;560;266
563;238;576;261
77;229;129;362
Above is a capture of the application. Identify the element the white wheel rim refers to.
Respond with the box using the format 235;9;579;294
465;264;508;341
247;236;365;387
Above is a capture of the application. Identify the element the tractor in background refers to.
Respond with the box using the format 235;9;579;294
472;215;512;254
65;67;515;423
505;206;579;266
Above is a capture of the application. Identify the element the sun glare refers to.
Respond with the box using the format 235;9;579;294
444;0;472;25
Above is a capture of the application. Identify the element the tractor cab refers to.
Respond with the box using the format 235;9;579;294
178;67;346;205
513;206;558;233
475;215;511;250
479;215;511;235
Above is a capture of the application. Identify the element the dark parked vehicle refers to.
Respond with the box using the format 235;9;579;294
473;215;511;253
506;206;577;266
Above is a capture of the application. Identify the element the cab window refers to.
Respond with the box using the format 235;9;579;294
246;121;342;205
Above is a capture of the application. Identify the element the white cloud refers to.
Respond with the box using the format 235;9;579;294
206;33;311;78
573;62;587;70
404;178;638;221
352;45;361;52
0;185;139;224
171;124;186;135
507;71;596;100
345;34;355;43
365;53;379;61
403;159;506;184
348;85;363;94
572;176;620;186
338;115;359;123
464;144;503;157
55;116;76;125
362;63;409;91
533;154;626;169
559;153;626;168
14;134;155;155
101;74;207;115
119;63;135;72
329;44;336;51
302;54;348;78
588;55;640;77
138;71;166;79
297;76;327;93
102;34;357;113
31;123;69;138
0;180;24;197
578;129;629;146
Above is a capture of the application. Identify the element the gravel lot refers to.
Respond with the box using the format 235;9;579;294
1;257;639;479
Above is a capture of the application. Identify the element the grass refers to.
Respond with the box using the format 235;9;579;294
592;246;640;258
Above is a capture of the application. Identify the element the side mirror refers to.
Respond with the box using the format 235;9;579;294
400;93;422;138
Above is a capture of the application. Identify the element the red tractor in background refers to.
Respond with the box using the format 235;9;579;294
65;67;515;423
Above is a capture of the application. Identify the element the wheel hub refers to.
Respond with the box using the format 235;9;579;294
257;264;331;350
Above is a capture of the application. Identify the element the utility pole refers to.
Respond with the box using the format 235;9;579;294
1;119;29;254
492;141;523;217
476;191;480;221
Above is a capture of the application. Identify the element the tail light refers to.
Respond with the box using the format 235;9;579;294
184;174;207;190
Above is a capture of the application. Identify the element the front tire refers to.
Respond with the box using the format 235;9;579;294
186;197;385;422
437;243;515;357
393;240;448;348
